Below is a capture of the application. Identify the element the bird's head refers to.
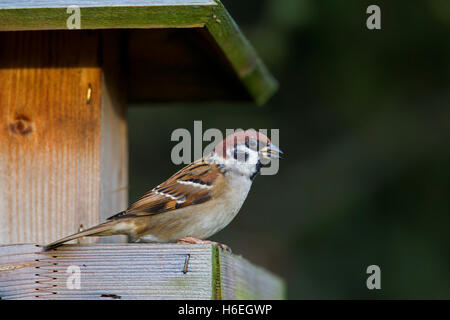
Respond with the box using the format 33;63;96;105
211;129;282;179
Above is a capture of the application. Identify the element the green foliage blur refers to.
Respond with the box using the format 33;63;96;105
128;0;450;298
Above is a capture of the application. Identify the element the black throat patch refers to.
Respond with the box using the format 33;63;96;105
250;160;262;181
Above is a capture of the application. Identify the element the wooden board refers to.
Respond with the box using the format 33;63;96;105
217;249;286;299
0;30;128;245
0;31;102;244
0;0;278;105
0;243;285;300
99;31;128;243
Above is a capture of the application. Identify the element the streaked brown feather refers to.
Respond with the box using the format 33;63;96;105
107;159;225;220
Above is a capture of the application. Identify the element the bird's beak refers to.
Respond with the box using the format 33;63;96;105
260;144;283;159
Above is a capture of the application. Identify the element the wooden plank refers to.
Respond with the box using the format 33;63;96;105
0;0;216;9
99;31;128;243
0;244;285;300
0;244;42;299
0;31;102;245
0;5;213;31
0;1;277;105
206;1;278;105
0;244;213;299
216;248;285;299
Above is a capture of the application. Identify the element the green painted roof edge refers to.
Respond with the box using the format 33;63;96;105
207;1;278;105
0;1;278;105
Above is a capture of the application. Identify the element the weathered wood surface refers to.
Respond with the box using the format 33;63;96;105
0;0;278;105
0;244;285;300
0;0;215;8
0;31;102;244
0;0;213;29
217;249;285;299
99;31;128;243
0;30;129;245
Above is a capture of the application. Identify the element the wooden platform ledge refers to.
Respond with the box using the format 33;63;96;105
0;244;285;300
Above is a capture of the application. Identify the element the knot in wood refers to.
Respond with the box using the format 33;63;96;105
10;115;33;136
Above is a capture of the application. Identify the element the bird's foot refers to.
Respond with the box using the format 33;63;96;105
177;236;232;253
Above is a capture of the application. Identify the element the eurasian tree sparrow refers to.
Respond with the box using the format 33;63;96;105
44;129;282;251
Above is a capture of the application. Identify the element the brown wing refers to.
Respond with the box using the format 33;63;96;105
107;159;225;220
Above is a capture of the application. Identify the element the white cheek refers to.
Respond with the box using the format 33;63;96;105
223;147;259;177
246;150;260;165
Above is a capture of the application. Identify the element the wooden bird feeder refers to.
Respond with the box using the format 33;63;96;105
0;0;283;299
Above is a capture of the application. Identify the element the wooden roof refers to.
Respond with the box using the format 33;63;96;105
0;0;278;105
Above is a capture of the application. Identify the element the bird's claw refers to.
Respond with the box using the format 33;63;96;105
177;236;232;253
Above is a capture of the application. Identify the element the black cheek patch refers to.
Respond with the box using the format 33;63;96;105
233;147;249;162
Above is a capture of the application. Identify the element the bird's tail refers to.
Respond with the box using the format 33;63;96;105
43;221;118;251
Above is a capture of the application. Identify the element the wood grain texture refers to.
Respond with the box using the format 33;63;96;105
0;31;102;245
0;6;211;30
0;244;285;300
0;0;216;9
0;1;277;105
99;31;128;243
217;248;285;299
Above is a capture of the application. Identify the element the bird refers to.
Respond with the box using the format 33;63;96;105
44;129;282;251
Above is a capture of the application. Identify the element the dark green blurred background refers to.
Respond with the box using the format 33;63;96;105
128;0;450;299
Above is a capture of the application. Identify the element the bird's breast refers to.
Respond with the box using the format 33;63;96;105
138;174;253;242
194;173;252;238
